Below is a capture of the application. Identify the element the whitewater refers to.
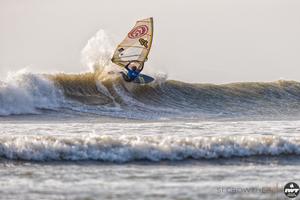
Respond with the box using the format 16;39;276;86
0;30;299;200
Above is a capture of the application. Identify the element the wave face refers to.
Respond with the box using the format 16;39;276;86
0;134;299;162
50;72;300;119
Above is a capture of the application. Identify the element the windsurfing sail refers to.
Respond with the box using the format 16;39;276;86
111;17;153;69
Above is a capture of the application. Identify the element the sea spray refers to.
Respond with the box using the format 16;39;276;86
81;29;114;73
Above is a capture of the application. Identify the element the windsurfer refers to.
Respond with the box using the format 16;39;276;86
122;61;144;82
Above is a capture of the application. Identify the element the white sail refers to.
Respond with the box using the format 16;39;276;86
111;17;154;68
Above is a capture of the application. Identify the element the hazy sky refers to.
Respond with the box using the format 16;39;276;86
1;0;299;83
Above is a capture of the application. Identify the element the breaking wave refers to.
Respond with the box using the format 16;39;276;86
0;134;299;162
2;70;300;119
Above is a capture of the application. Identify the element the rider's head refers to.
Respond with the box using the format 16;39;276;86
131;66;137;71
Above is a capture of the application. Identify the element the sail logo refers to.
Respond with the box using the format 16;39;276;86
139;38;148;48
284;182;299;198
128;25;148;39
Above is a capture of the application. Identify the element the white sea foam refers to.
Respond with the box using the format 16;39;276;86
0;135;299;162
81;29;115;73
0;70;64;115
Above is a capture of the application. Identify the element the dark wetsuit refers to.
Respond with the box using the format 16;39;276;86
123;62;144;82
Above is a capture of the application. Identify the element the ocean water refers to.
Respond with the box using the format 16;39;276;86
1;73;300;200
0;30;299;199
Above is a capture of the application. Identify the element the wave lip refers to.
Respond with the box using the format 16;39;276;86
0;135;299;162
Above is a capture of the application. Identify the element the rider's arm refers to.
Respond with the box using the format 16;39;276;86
125;61;132;70
138;62;144;72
